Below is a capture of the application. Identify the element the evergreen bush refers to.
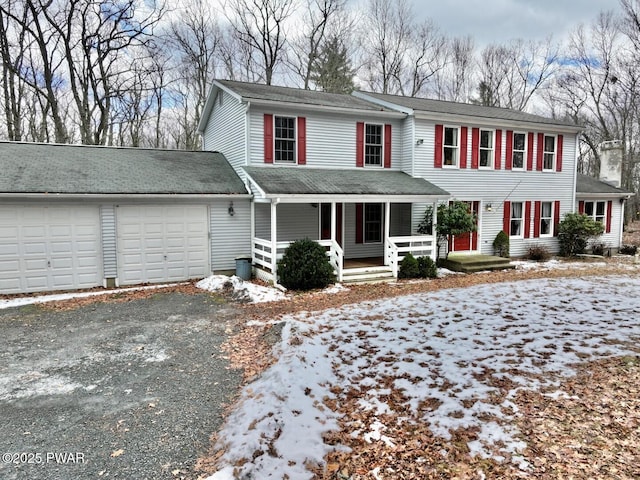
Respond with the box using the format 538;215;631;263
558;213;604;257
493;230;510;258
417;256;438;278
277;238;335;290
398;253;419;279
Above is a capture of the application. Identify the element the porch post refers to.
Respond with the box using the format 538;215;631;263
250;200;255;263
431;201;438;261
384;201;391;264
270;202;278;280
330;202;336;241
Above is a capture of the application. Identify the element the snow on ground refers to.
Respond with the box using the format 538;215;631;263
196;275;286;303
207;275;640;479
0;283;185;310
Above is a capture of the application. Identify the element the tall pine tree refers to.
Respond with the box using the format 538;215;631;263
310;36;355;93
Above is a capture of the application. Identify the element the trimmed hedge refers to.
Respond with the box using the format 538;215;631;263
277;238;335;290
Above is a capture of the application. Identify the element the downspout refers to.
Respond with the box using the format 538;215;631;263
245;101;251;167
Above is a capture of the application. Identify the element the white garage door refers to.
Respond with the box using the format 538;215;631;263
0;205;102;294
116;205;210;285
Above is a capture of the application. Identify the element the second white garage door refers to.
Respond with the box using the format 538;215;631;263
116;205;210;285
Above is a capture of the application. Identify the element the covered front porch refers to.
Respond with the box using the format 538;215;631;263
244;166;450;285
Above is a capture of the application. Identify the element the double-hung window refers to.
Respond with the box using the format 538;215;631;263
365;124;383;166
512;132;526;169
479;129;494;168
543;135;556;171
584;201;606;224
540;202;553;236
443;127;459;167
364;203;383;243
274;116;296;163
510;202;524;237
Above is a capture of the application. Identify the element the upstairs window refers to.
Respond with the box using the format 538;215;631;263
365;124;383;166
510;202;523;237
479;129;494;168
540;201;553;236
274;116;296;163
443;127;459;167
512;132;526;169
543;135;556;171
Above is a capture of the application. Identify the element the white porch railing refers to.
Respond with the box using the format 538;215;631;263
252;237;344;283
385;235;436;277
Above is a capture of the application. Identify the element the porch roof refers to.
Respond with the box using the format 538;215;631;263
244;166;450;202
576;174;632;198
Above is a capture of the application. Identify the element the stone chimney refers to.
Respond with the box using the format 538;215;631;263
598;140;623;187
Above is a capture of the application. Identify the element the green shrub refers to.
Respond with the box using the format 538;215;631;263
417;255;438;278
493;230;510;258
398;253;419;279
277;238;335;290
558;213;605;257
527;244;551;261
620;244;638;255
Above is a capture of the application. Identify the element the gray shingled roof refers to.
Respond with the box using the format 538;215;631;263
0;142;247;195
358;91;581;128
217;79;389;112
576;174;632;196
244;166;449;197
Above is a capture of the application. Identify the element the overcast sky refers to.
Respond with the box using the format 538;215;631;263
410;0;620;45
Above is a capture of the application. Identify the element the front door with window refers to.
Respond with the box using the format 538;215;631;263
450;201;479;252
320;203;343;246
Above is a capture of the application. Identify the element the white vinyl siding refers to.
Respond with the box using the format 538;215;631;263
413;120;577;257
577;197;625;249
116;205;210;285
0;205;102;294
249;108;403;169
210;200;252;271
202;90;247;174
254;203;320;241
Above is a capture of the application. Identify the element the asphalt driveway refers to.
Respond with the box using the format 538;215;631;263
0;292;243;480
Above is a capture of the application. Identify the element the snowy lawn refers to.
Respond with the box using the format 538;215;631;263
207;275;640;479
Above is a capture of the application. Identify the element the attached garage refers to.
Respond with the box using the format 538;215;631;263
116;205;210;285
0;205;102;294
0;142;251;295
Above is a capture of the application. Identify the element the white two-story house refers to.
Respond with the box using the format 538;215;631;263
198;80;630;283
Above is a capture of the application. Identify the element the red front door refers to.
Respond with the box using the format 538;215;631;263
450;201;479;252
320;203;343;246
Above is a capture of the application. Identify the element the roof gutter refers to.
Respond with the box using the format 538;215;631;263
258;193;451;203
0;193;253;200
239;98;407;119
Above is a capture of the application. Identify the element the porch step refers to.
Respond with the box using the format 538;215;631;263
440;254;515;273
341;266;396;284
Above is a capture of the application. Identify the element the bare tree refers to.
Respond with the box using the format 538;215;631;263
225;0;294;85
432;36;475;102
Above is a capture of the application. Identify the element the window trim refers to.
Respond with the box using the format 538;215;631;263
542;134;556;172
363;203;383;244
478;128;494;169
442;125;460;169
363;122;384;168
512;131;527;171
510;201;524;238
273;115;297;164
539;201;554;237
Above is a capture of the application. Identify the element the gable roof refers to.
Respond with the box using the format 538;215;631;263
576;174;632;197
244;166;449;201
354;91;583;131
0;142;248;196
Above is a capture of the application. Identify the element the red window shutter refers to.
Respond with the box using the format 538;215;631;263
578;200;585;214
533;201;541;238
606;200;613;233
355;203;364;243
471;127;479;169
384;124;392;168
297;117;306;165
460;126;468;169
505;130;513;170
356;122;364;167
434;124;443;168
524;201;532;238
553;200;561;236
556;134;563;172
503;201;511;235
536;132;544;171
264;114;273;163
494;129;502;170
527;132;534;171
